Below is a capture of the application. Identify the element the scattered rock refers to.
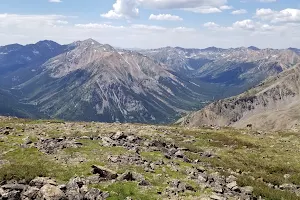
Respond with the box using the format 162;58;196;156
1;190;21;200
241;186;254;195
101;137;115;147
111;131;127;140
226;181;237;190
200;151;215;158
3;131;10;135
150;140;167;148
210;193;226;200
226;175;237;183
91;165;118;180
138;180;151;186
85;175;101;185
212;185;223;194
66;177;85;191
284;174;291;179
84;188;102;200
167;180;187;194
118;171;145;182
1;183;27;191
36;138;82;154
65;177;86;200
30;177;57;188
198;173;208;183
37;184;66;200
174;150;185;158
21;186;40;199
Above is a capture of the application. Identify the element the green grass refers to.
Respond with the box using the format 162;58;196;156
0;148;72;182
94;182;158;200
140;151;164;162
0;118;300;199
167;127;300;200
238;177;300;200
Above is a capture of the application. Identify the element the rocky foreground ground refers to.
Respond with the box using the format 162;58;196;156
0;117;300;199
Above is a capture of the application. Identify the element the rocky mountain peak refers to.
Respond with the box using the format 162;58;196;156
79;38;100;46
34;40;60;47
248;46;260;51
202;47;225;52
73;39;116;53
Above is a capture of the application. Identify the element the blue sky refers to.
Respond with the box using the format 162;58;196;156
0;0;300;48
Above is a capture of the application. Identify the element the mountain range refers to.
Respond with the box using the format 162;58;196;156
179;63;300;131
0;39;299;126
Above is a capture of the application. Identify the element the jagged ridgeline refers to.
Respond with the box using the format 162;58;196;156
0;39;300;123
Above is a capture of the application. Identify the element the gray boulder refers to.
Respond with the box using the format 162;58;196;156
36;184;66;200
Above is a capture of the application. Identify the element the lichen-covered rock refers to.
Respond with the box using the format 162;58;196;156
21;186;40;199
37;184;66;200
30;177;57;188
84;188;102;200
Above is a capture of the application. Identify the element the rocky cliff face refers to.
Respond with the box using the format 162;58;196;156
16;39;208;123
180;64;300;130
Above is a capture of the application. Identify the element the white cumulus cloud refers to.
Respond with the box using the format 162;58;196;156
1;12;300;49
233;19;275;32
220;5;233;10
233;19;256;30
101;0;139;19
184;7;222;14
256;8;300;23
149;14;183;21
231;9;247;15
203;22;220;28
102;0;230;18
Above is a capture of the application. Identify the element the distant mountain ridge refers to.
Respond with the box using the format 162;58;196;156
140;46;300;100
12;39;209;123
0;39;299;124
0;40;72;88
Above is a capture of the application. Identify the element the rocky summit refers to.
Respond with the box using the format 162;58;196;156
0;117;300;199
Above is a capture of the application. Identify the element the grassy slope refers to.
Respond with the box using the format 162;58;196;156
0;118;300;199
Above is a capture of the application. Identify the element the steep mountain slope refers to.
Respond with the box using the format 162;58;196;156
179;64;300;130
16;39;209;123
0;40;71;88
141;47;300;98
